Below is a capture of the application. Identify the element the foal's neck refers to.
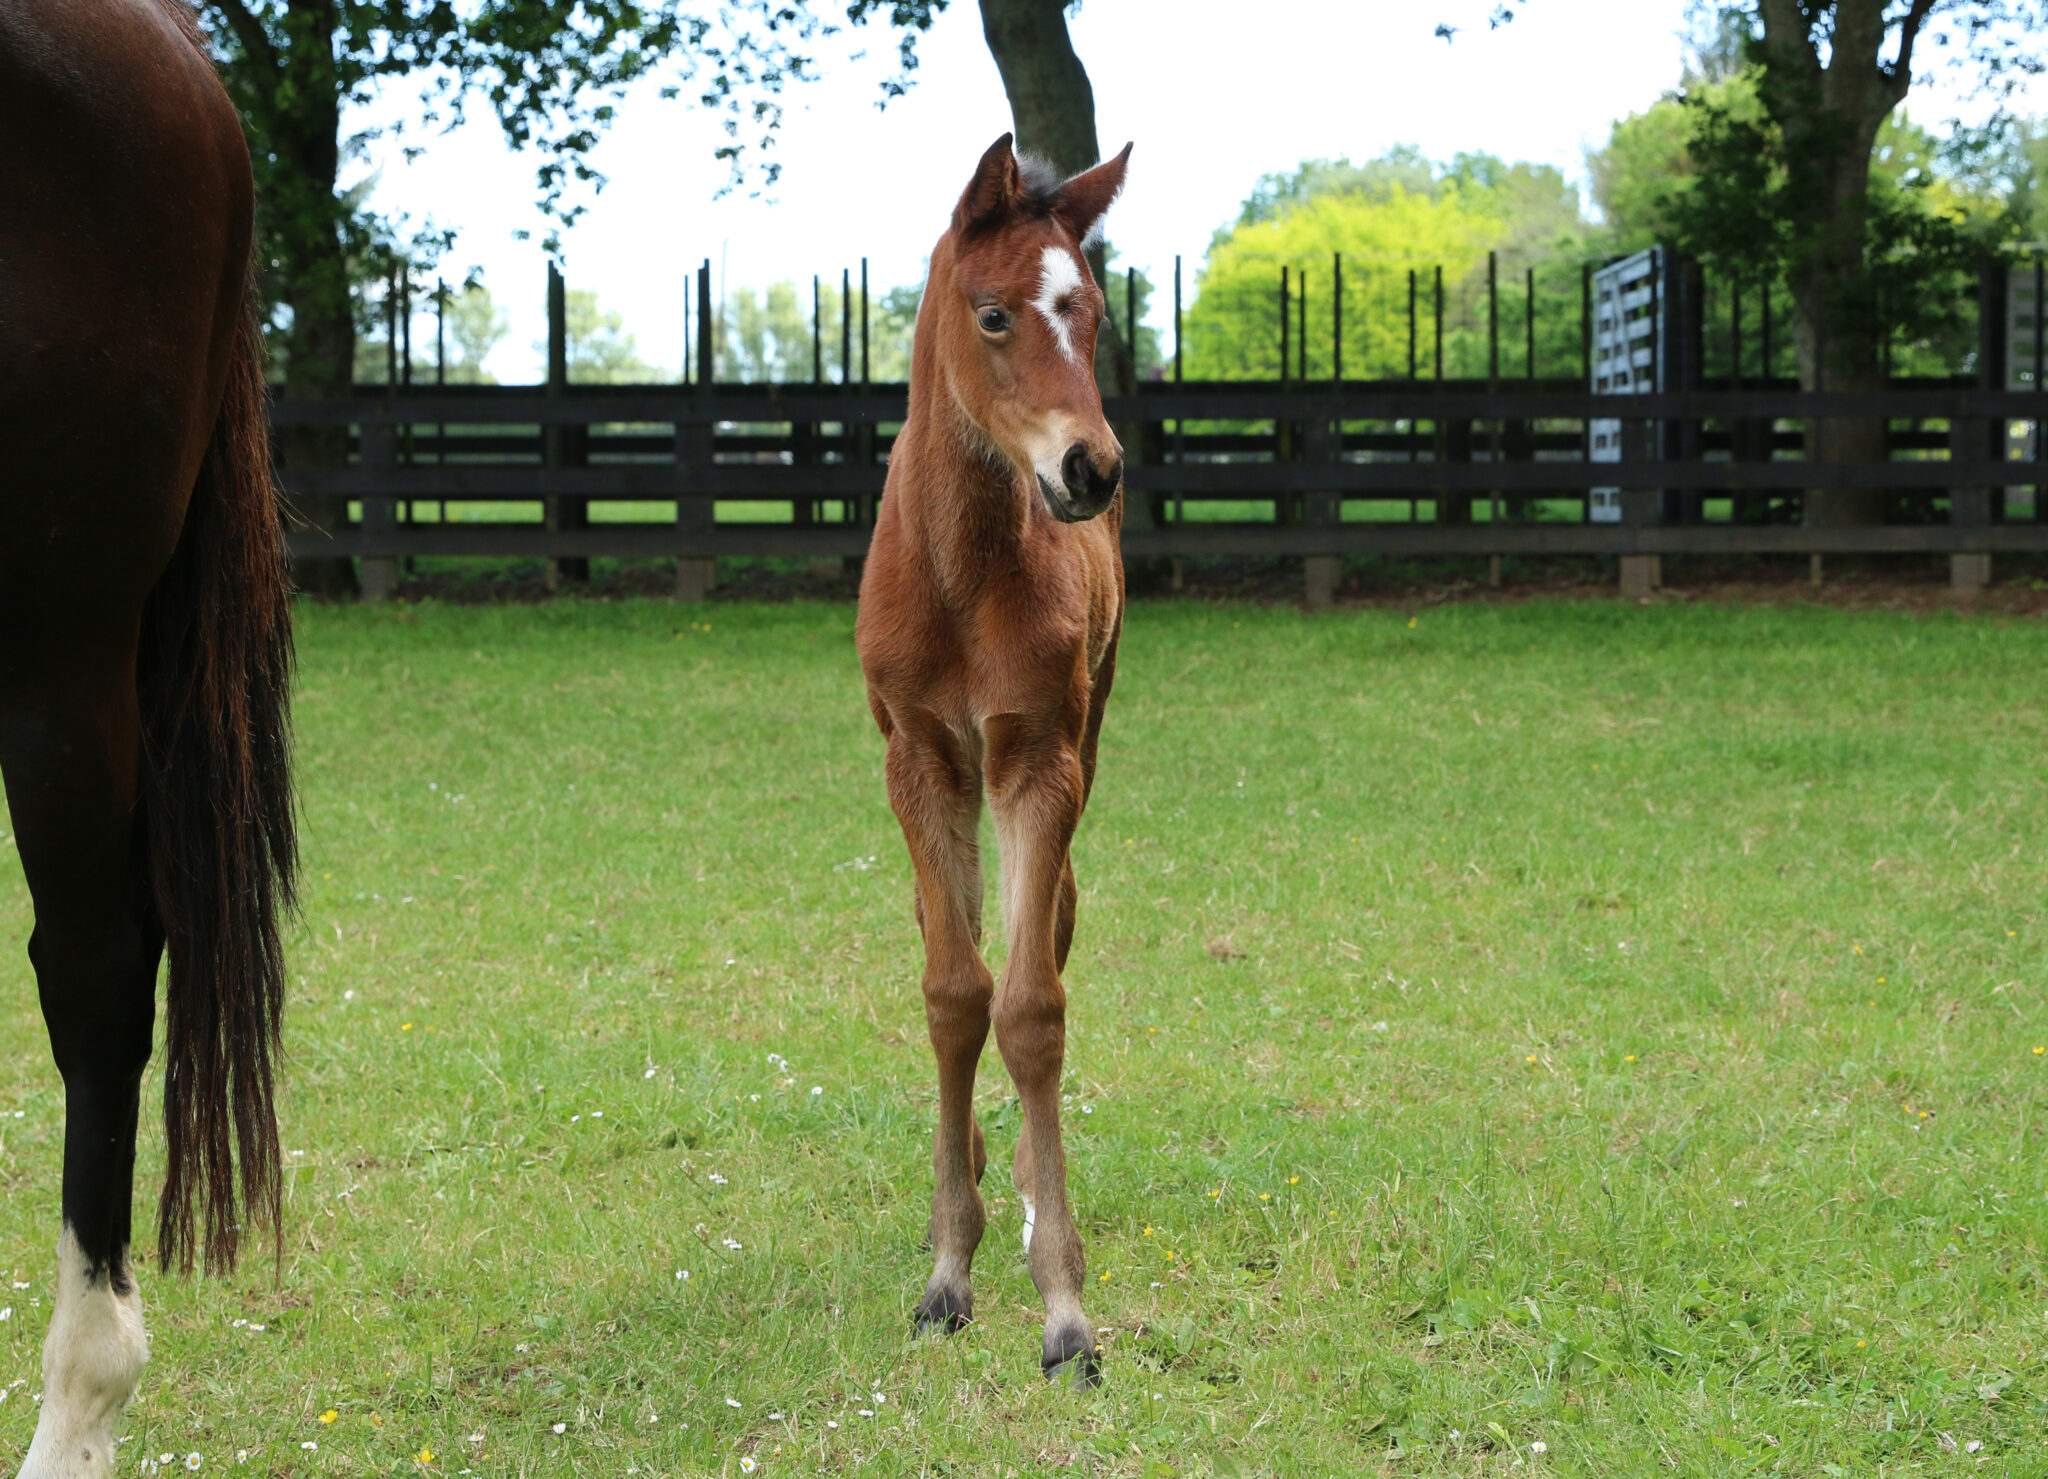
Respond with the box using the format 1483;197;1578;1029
897;392;1036;591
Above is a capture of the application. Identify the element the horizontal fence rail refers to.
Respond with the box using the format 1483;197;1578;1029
272;381;2048;579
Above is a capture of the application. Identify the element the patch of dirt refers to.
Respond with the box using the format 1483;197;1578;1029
362;553;2048;615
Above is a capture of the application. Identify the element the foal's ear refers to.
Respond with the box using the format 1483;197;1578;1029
954;133;1022;234
1052;143;1133;249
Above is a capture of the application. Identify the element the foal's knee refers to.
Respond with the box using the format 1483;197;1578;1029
992;987;1066;1086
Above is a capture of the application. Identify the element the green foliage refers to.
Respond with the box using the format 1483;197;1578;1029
715;277;918;383
1099;249;1164;379
561;289;662;384
201;1;947;395
352;280;508;386
1188;151;1600;380
3;597;2043;1472
1591;69;2017;376
445;285;513;384
721;280;815;383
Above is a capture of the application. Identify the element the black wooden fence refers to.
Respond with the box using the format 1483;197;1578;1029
275;377;2048;600
283;251;2048;600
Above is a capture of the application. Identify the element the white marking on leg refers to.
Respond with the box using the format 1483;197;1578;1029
19;1229;147;1479
1031;245;1085;366
1021;1192;1037;1252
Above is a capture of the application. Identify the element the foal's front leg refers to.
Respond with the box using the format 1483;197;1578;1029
986;723;1097;1384
883;717;993;1333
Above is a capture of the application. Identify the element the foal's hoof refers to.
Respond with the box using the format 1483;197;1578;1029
912;1289;971;1337
1043;1329;1103;1390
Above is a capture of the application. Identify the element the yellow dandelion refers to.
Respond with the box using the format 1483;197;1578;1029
1166;1250;1177;1262
1525;1055;1538;1064
1406;617;1417;629
415;1449;434;1466
1209;1188;1221;1198
1877;976;1886;984
1099;1272;1111;1282
1288;1176;1300;1185
1259;1193;1270;1201
1853;945;1862;954
1142;1226;1153;1236
1624;1054;1637;1062
1857;1339;1867;1348
2033;1046;2044;1055
402;1023;414;1032
318;1411;338;1425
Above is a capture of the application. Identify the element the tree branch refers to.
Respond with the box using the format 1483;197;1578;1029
203;0;281;100
1755;0;1822;82
1887;0;1941;102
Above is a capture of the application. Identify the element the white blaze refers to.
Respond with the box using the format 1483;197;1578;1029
19;1230;147;1479
1031;245;1085;366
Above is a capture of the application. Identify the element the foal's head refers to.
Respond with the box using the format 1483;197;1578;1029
923;133;1132;524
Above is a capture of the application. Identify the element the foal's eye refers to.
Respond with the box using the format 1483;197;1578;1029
978;306;1011;334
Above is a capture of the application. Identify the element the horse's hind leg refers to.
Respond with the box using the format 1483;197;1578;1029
884;715;993;1334
1;671;159;1479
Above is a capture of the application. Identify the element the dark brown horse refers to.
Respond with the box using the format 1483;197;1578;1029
1;1;295;1472
856;134;1129;1386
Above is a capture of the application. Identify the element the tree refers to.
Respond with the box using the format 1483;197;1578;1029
1653;2;2044;522
445;285;511;384
197;0;947;594
1593;89;2003;377
975;0;1134;397
553;289;660;383
350;280;509;384
1187;149;1600;381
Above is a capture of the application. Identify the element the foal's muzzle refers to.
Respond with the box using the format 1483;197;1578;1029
1037;441;1123;523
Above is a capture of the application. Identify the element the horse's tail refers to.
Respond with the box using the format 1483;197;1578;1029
137;285;297;1276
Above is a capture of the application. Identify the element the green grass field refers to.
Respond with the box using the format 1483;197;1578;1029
2;597;2046;1476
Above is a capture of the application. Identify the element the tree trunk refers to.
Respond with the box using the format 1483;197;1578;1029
1756;0;1922;528
976;0;1152;537
249;4;359;597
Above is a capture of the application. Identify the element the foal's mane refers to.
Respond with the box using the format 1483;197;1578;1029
961;151;1100;245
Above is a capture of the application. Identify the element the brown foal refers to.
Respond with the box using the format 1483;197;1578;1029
856;134;1131;1386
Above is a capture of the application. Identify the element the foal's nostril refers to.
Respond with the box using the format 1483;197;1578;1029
1060;444;1122;507
1060;442;1093;503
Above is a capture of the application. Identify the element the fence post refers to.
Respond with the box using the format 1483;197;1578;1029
1431;265;1470;526
1304;260;1342;609
544;263;590;587
676;259;716;600
1952;252;2004;600
1617;248;1666;598
358;418;400;602
794;274;820;534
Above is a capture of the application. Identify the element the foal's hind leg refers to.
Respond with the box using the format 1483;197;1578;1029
1;672;159;1479
986;721;1096;1384
884;715;993;1333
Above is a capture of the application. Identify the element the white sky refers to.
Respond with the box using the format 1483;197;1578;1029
346;0;2031;382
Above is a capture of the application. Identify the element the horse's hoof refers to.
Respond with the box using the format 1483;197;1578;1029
912;1289;971;1337
1044;1349;1103;1390
1042;1326;1102;1389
